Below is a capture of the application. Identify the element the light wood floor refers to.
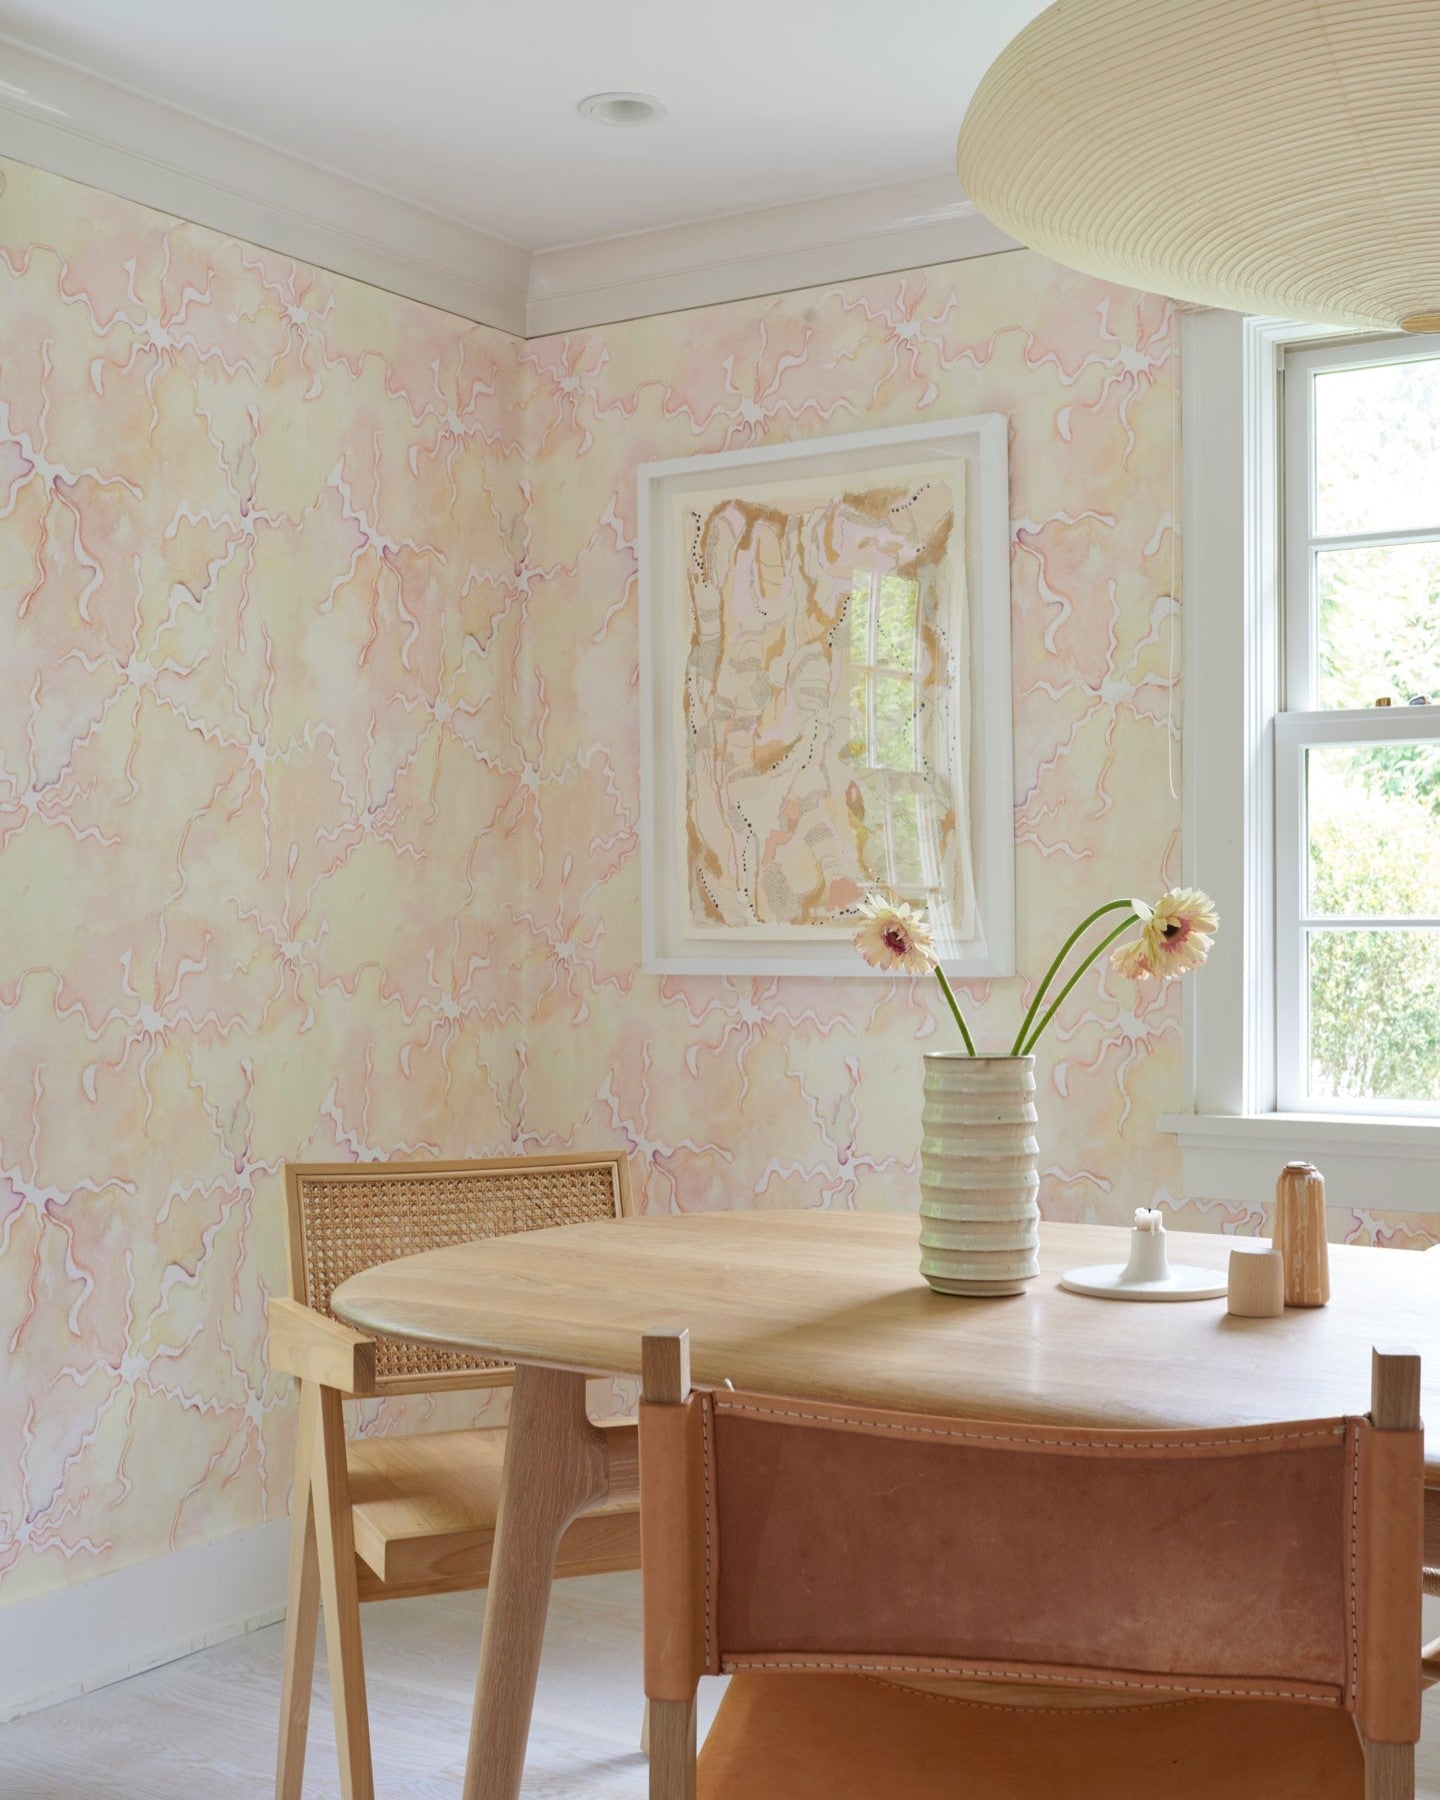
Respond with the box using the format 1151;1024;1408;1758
0;1572;1436;1796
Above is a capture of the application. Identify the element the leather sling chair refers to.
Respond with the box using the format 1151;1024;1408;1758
638;1327;1425;1800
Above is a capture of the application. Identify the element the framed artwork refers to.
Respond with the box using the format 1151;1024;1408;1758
638;414;1014;977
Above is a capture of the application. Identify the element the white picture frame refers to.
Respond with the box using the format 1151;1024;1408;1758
638;413;1014;978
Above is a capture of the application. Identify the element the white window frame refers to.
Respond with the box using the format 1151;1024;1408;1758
1160;312;1440;1211
1275;334;1440;1117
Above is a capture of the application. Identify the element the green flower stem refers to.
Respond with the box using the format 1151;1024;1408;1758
934;965;977;1056
1008;898;1137;1057
1017;917;1135;1057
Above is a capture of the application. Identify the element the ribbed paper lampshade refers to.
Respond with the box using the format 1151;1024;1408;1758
957;0;1440;332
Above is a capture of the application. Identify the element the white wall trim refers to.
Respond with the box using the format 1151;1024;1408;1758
1179;308;1297;1120
1158;1112;1440;1215
0;37;531;335
0;1516;288;1723
0;40;1019;339
525;177;1020;336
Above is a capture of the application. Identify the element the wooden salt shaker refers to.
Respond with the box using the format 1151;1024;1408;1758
1227;1243;1285;1318
1271;1161;1330;1307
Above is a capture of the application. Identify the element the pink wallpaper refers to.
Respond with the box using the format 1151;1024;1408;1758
511;266;1193;1222
507;285;1428;1255
0;157;530;1604
0;155;1432;1610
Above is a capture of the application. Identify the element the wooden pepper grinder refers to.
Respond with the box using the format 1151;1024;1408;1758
1271;1161;1330;1307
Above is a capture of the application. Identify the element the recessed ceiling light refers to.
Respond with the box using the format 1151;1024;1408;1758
578;92;666;126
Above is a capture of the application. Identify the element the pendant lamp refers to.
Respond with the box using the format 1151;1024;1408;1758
957;0;1440;332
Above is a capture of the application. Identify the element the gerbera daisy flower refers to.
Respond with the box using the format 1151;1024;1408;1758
1111;888;1219;983
852;896;937;975
1110;937;1157;982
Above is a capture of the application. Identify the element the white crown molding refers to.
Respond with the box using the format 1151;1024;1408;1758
523;176;1020;335
0;1516;287;1722
0;38;532;335
0;41;1019;339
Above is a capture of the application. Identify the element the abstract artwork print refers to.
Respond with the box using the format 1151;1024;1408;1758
680;464;976;943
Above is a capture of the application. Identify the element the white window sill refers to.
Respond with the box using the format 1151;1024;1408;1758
1157;1113;1440;1216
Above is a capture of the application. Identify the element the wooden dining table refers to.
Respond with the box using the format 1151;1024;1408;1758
332;1210;1440;1800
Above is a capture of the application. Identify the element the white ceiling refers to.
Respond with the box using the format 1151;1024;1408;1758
0;0;1044;250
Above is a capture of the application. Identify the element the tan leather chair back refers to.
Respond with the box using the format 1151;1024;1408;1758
640;1343;1423;1748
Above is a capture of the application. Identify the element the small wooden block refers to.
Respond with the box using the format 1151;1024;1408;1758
1370;1344;1422;1430
1227;1245;1285;1318
642;1329;692;1405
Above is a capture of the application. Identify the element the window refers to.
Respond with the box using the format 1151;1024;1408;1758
1168;311;1440;1210
1277;338;1440;1114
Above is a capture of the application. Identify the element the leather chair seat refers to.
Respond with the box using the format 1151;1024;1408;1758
697;1671;1365;1799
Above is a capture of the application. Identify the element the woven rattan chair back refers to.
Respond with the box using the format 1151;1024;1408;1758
283;1152;631;1391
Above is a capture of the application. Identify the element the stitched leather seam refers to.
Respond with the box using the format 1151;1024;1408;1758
715;1397;1346;1453
857;1678;1237;1718
720;1656;1343;1702
1348;1419;1360;1705
700;1391;715;1671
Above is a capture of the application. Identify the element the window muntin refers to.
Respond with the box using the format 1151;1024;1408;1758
1279;336;1440;1114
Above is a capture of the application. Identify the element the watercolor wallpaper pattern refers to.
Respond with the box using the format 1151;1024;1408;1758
0;155;531;1608
0;153;1433;1613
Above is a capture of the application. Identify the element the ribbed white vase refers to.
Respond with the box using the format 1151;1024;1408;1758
919;1053;1040;1297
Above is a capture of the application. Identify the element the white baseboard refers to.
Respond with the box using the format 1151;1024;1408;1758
0;1516;289;1723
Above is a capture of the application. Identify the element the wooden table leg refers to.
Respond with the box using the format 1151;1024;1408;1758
462;1365;613;1800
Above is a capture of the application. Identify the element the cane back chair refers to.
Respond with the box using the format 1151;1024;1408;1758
639;1328;1426;1800
268;1153;640;1800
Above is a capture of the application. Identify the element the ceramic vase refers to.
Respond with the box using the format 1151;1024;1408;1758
919;1052;1040;1297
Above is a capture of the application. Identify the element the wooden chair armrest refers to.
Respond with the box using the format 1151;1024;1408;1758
268;1296;377;1395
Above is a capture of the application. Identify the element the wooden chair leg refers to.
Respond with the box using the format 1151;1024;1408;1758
312;1384;375;1800
648;1697;697;1800
1363;1350;1421;1800
642;1334;698;1799
1364;1741;1414;1800
275;1383;322;1799
640;1697;651;1755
